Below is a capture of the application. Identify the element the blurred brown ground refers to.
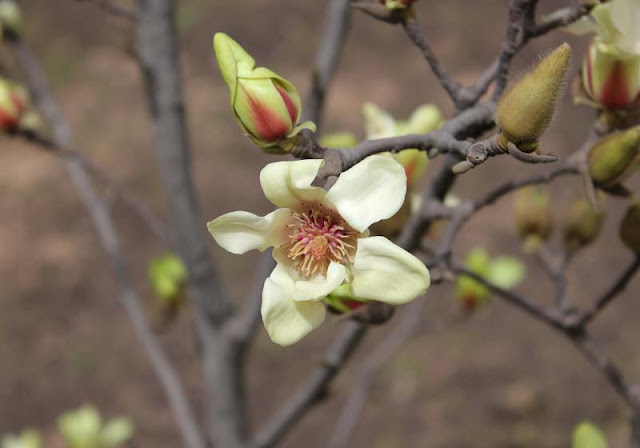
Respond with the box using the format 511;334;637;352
1;1;639;447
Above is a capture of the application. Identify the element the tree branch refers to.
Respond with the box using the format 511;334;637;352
11;37;206;448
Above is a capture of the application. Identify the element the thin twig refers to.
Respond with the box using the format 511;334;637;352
11;37;206;448
304;0;352;128
253;322;368;448
401;16;461;106
576;256;640;327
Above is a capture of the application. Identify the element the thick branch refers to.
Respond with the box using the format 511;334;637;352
12;39;206;448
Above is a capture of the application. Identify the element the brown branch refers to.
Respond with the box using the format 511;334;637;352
11;38;206;448
253;321;368;448
575;256;640;328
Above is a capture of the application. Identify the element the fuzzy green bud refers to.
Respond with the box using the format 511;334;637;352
0;0;22;39
213;33;315;153
496;43;572;151
514;186;553;252
562;197;604;252
148;254;188;304
588;126;640;188
619;200;640;253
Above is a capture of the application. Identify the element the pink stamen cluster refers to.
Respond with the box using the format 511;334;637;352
285;206;357;278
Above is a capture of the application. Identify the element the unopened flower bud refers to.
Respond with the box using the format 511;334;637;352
514;186;553;252
455;248;491;310
496;43;572;151
213;33;315;153
582;41;640;110
562;196;604;252
379;0;419;10
0;0;22;39
588;126;640;188
0;77;28;132
620;201;640;253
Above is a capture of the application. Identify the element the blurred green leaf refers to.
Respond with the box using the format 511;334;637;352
1;429;42;448
319;132;358;148
572;421;608;448
148;253;188;303
488;256;526;289
101;418;134;447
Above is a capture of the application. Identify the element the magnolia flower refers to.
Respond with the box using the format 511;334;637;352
213;33;315;152
208;156;431;346
567;0;640;109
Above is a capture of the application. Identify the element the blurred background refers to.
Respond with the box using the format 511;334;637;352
1;0;638;447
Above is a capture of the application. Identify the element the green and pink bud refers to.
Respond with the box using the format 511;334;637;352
0;77;28;132
582;40;640;110
213;33;315;153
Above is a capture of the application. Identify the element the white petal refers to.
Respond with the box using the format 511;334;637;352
610;0;640;53
207;208;291;254
260;159;326;209
326;155;407;232
350;236;430;305
272;247;348;301
261;264;326;346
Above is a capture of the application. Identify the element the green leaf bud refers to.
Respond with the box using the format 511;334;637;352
619;200;640;253
514;186;553;252
562;196;604;252
0;0;22;39
496;43;572;151
588;126;640;188
572;421;608;448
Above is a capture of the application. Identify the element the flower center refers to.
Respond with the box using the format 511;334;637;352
285;205;357;278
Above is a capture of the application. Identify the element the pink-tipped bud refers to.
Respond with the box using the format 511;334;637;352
0;77;27;132
582;40;640;110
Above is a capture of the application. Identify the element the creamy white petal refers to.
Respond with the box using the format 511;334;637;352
326;155;407;232
260;159;325;209
207;208;291;254
350;236;430;305
261;264;326;346
611;0;640;53
272;247;348;301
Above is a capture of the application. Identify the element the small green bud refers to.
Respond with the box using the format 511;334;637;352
619;200;640;253
588;126;640;188
455;248;492;310
0;0;22;39
562;196;604;252
572;421;608;448
148;254;188;304
496;43;572;151
213;33;315;152
514;186;553;252
379;0;419;10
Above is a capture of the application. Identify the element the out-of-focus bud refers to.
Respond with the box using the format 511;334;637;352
455;248;492;310
514;186;553;253
0;0;22;39
588;125;640;188
318;132;358;149
379;0;419;10
562;196;604;252
1;429;42;448
213;33;315;153
0;78;27;132
620;200;640;252
496;43;572;152
582;41;640;110
455;248;525;311
148;254;188;328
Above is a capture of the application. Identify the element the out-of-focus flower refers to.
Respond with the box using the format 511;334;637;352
0;0;22;39
0;78;37;133
455;248;525;310
496;43;572;153
568;0;640;110
57;405;134;448
318;132;358;149
213;33;315;153
514;186;554;253
208;156;430;346
1;429;41;448
148;253;188;304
